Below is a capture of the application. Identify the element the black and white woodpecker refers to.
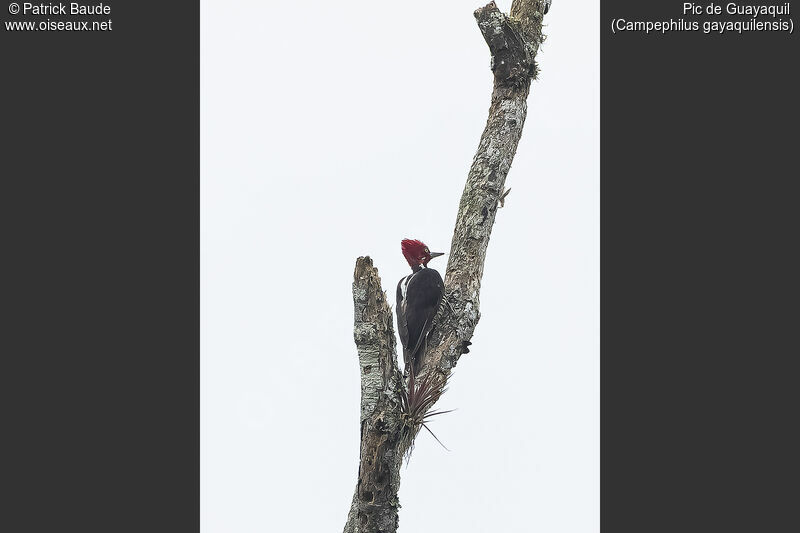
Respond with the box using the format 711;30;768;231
396;239;445;377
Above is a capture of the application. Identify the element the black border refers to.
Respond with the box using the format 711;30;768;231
2;2;199;530
602;1;797;530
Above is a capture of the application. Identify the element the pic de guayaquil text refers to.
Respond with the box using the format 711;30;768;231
682;2;790;16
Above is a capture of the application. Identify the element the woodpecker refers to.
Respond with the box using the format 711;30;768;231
396;239;445;377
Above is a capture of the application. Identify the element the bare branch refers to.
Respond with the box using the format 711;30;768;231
344;1;548;530
344;257;405;533
352;257;402;419
422;0;547;379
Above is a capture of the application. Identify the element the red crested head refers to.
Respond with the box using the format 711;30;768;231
401;239;444;269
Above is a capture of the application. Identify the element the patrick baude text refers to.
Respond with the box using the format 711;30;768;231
22;3;111;15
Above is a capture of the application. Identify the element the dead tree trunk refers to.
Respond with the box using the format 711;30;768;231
344;2;549;532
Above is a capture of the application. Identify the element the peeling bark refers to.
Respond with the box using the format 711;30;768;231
344;2;549;532
346;258;406;533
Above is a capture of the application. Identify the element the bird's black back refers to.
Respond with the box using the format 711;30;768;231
396;267;444;375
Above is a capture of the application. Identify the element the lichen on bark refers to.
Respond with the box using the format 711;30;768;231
343;2;549;532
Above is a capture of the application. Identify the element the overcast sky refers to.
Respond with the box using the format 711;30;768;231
201;1;598;531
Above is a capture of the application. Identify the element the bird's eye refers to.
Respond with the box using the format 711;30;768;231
425;248;429;253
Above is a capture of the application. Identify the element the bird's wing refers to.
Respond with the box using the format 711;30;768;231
407;317;430;364
403;268;444;372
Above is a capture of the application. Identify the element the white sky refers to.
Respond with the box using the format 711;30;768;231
201;1;598;531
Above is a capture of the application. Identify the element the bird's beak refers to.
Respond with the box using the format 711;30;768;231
429;252;445;259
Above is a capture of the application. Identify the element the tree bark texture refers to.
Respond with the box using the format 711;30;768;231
344;257;406;533
344;2;548;532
